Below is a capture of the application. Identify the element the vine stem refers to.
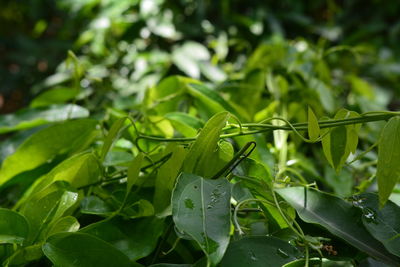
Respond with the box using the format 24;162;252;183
134;112;398;143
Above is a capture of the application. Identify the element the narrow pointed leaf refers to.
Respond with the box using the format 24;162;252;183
377;116;400;206
100;117;127;161
307;107;320;141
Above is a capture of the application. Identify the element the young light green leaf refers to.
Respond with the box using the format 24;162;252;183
154;144;187;215
0;104;89;134
0;208;29;245
164;112;203;137
46;216;80;238
30;88;80;108
183;111;230;178
20;181;79;244
172;173;231;266
127;153;145;193
43;232;132;267
377;116;400;207
220;236;300;267
307;107;320;141
0;119;98;186
22;152;101;199
276;187;400;265
100;117;127;161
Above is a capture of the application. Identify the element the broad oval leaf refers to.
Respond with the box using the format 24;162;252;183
0;119;98;186
276;187;400;265
42;232;133;267
172;173;231;266
220;236;300;267
0;208;29;245
377;116;400;206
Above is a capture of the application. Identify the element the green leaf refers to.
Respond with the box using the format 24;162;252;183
172;173;231;266
29;152;101;193
220;236;300;267
321;109;361;172
0;104;89;134
154;144;187;215
42;232;133;267
100;117;127;161
0;208;29;245
276;187;400;265
353;193;400;257
0;119;98;186
81;217;164;261
164;112;203;137
377;116;400;206
46;216;80;238
183;111;229;178
307;107;320;141
127;153;145;193
186;84;242;120
20;181;79;244
81;195;114;216
30;88;80;108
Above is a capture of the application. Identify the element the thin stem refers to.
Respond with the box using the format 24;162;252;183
135;112;398;143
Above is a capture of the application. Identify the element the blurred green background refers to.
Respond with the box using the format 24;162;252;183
1;0;400;114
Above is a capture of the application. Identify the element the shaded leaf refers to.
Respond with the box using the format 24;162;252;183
0;208;29;245
81;217;164;261
43;232;132;267
276;187;400;265
377;116;400;206
354;193;400;257
220;236;300;267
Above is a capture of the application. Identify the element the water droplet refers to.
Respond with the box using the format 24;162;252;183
184;198;194;209
277;248;289;258
248;251;258;261
362;207;377;223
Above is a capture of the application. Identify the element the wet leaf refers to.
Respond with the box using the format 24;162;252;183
172;173;231;266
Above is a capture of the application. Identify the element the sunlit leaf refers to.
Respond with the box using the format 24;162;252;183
172;173;231;266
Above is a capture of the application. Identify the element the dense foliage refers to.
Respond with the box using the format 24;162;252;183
1;1;400;266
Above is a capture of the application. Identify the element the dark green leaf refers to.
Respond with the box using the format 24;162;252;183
276;187;400;265
42;232;133;267
354;193;400;257
81;217;164;261
220;236;300;267
0;208;29;245
172;173;231;266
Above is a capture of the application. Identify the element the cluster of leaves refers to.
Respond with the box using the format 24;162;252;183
2;0;400;267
